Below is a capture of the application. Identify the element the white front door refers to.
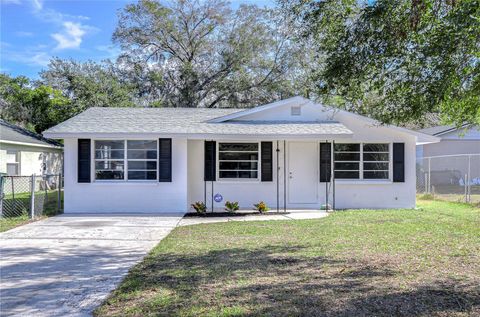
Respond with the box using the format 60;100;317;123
288;142;318;205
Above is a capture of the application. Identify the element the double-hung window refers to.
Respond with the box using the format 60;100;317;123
334;143;390;180
218;143;259;179
6;150;19;176
94;140;158;181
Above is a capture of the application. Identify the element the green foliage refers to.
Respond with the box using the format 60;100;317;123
40;58;137;113
113;0;300;108
283;0;480;127
0;74;70;133
253;201;269;213
191;201;207;214
224;201;240;213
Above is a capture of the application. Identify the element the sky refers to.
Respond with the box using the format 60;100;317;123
0;0;274;79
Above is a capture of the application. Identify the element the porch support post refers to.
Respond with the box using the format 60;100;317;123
276;140;280;213
332;140;335;211
325;140;328;210
283;140;286;213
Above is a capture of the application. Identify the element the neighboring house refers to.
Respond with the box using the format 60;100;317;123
43;96;438;213
416;124;480;158
416;124;480;187
0;120;63;176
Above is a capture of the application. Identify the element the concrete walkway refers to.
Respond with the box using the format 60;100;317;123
178;210;329;226
0;213;183;317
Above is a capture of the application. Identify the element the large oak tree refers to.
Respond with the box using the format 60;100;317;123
113;0;299;108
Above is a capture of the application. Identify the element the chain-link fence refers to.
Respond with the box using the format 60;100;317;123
0;174;63;219
416;154;480;204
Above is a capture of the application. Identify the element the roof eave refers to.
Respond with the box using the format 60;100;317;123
43;131;354;140
0;140;63;149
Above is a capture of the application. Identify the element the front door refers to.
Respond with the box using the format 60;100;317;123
288;142;318;205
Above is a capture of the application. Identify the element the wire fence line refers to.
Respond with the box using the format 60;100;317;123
416;154;480;204
0;174;63;219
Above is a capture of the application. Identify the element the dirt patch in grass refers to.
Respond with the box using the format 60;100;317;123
95;200;480;317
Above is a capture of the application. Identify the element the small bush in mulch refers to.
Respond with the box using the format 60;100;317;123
184;211;290;217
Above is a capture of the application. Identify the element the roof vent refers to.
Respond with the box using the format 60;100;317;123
291;106;301;116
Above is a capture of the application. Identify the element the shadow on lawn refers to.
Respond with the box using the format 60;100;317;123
102;245;480;316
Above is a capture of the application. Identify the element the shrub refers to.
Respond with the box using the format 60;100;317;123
191;201;206;214
225;201;239;212
253;201;269;213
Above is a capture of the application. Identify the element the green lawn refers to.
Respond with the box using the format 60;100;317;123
0;214;32;232
96;200;480;316
0;190;63;232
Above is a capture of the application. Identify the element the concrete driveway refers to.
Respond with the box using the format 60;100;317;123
0;213;184;317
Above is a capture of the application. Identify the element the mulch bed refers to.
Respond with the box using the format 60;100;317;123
184;211;291;217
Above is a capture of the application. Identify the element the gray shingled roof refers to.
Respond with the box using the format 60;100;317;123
0;120;62;147
43;107;353;137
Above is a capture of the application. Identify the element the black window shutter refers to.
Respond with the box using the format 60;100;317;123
158;138;172;182
320;142;331;182
78;139;91;183
393;143;405;182
204;141;216;181
261;142;273;181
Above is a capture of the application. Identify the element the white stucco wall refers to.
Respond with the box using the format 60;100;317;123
0;149;6;173
188;129;417;210
63;138;188;213
188;139;283;211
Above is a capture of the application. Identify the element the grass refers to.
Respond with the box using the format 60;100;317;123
0;214;32;232
95;200;480;317
0;190;63;232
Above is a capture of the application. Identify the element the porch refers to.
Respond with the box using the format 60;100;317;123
187;139;343;212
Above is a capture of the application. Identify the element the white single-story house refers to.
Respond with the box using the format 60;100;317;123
0;119;63;176
43;96;439;213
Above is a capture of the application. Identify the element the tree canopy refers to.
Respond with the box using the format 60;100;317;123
113;0;299;108
0;74;70;133
281;0;480;127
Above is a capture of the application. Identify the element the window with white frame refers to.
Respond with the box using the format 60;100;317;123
218;143;259;179
6;150;19;176
127;140;157;180
334;143;390;180
363;143;389;179
334;144;360;179
94;140;157;180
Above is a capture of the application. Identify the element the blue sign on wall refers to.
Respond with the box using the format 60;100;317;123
214;193;223;203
